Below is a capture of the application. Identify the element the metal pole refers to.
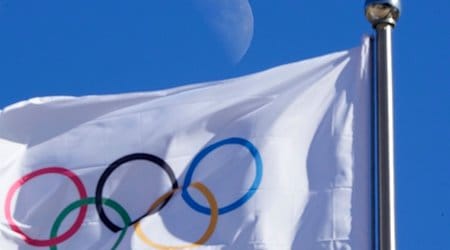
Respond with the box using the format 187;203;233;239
376;21;396;250
364;1;401;250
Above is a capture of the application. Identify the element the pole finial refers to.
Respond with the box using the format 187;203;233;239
365;0;401;27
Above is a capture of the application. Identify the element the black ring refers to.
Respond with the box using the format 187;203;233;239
95;153;178;232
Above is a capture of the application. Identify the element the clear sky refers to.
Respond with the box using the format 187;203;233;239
0;1;449;249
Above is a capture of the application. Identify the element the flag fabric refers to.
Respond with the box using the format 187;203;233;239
0;38;371;250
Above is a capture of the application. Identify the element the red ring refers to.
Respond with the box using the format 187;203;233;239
4;167;88;247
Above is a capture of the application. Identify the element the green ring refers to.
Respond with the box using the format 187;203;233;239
49;197;131;250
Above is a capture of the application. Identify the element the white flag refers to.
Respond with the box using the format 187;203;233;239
0;38;371;250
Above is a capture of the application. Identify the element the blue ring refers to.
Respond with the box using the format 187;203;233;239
182;137;263;215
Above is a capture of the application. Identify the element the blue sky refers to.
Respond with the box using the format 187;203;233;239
0;1;449;249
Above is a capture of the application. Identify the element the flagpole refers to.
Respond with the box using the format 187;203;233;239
365;1;401;250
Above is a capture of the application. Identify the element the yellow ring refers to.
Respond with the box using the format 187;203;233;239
134;182;218;249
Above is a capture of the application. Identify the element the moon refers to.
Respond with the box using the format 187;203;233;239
193;0;254;64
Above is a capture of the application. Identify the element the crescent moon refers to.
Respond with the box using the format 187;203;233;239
194;0;254;64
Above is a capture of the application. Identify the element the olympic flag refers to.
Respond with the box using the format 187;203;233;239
0;38;371;250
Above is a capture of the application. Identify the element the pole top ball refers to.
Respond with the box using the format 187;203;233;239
365;0;401;26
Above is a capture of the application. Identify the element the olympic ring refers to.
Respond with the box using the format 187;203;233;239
134;182;218;249
95;153;179;233
4;137;263;248
4;167;88;247
49;197;131;250
182;137;263;215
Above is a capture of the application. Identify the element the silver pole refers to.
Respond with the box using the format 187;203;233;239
364;1;401;250
376;22;396;250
